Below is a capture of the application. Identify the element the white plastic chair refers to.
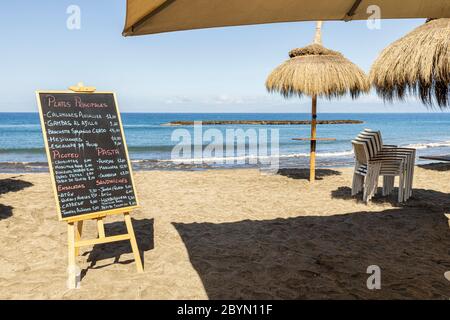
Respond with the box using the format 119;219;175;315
362;129;415;201
352;138;408;203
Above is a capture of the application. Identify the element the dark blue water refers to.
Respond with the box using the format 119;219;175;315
1;112;450;172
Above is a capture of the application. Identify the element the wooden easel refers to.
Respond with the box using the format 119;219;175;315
67;211;143;288
61;83;143;288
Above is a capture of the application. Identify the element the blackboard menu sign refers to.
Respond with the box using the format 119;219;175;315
36;91;138;221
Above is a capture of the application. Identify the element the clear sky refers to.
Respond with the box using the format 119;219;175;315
0;1;443;113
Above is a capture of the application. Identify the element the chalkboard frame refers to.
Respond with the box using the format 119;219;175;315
36;90;139;222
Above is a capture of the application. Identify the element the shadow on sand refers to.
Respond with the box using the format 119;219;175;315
0;204;13;220
0;177;33;196
331;186;450;211
173;204;450;299
276;168;341;181
418;162;450;172
81;218;154;278
0;177;33;220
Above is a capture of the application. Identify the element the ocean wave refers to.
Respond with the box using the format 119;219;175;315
123;124;166;129
1;138;449;158
403;141;450;150
284;150;354;158
163;150;354;164
0;147;45;154
0;145;355;159
0;161;49;173
0;124;41;129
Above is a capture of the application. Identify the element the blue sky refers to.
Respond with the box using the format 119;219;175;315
0;1;443;113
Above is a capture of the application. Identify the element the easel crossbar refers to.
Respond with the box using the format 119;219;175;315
67;211;143;289
74;234;131;248
67;212;144;282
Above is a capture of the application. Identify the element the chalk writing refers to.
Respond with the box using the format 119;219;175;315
38;92;137;219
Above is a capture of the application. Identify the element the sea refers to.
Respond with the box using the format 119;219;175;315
1;112;450;173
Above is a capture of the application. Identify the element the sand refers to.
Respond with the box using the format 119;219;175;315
0;164;449;299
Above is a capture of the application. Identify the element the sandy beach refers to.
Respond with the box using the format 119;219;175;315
0;164;449;299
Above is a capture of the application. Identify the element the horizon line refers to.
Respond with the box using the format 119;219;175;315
0;111;444;114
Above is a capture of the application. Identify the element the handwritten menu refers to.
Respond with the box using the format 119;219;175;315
37;92;138;220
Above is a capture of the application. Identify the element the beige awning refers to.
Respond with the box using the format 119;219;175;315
123;0;450;36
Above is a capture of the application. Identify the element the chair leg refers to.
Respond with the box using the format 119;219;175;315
363;175;369;203
382;176;388;196
409;153;415;197
352;172;358;195
352;163;364;196
398;171;404;203
371;163;381;201
352;174;363;196
374;175;379;196
363;171;372;203
404;152;415;200
405;164;411;201
387;176;394;195
407;164;412;201
364;163;380;203
404;160;410;201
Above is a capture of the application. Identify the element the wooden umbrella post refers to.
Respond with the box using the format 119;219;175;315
314;21;323;45
309;21;322;183
310;95;317;182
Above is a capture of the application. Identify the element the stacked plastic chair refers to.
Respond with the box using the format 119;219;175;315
351;129;416;203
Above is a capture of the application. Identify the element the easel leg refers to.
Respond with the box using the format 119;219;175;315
97;218;106;238
124;212;144;273
67;222;78;289
74;220;83;257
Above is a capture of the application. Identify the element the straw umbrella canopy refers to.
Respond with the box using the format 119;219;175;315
370;18;450;108
266;22;369;182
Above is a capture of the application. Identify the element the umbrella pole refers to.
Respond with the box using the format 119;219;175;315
310;95;317;182
309;20;321;183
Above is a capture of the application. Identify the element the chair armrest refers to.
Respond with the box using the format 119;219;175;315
380;148;415;155
376;151;409;158
370;156;404;162
387;147;416;152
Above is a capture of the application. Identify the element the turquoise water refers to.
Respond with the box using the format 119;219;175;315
1;112;450;172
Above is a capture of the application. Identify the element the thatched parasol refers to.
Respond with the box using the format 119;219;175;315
266;22;369;182
370;18;450;108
